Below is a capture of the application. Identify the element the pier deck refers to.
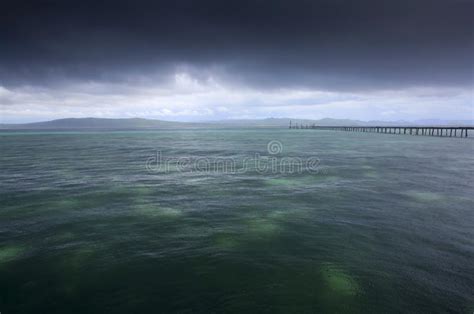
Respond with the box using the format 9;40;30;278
289;124;473;137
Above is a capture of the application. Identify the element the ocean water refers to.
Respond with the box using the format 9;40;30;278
0;129;473;313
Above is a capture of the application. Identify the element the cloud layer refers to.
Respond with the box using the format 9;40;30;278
1;0;473;122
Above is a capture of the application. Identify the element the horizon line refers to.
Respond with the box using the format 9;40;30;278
1;116;474;126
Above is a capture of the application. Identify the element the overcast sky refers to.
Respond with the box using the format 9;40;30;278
1;0;473;123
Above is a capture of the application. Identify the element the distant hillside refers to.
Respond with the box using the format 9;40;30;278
0;118;205;130
1;117;472;130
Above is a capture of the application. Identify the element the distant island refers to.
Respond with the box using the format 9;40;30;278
1;117;473;130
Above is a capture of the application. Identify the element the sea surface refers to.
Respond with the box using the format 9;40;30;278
1;129;473;313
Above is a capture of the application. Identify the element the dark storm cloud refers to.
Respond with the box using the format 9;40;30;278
1;0;473;90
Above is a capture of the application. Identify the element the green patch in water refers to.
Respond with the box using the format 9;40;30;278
53;198;81;210
246;218;281;237
134;204;183;218
320;264;360;297
0;246;25;264
267;210;292;220
364;171;378;178
213;233;241;249
406;191;444;202
267;208;308;222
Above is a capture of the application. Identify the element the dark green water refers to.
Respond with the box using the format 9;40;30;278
1;129;473;313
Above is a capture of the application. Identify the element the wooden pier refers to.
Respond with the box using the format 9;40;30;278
288;123;473;138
